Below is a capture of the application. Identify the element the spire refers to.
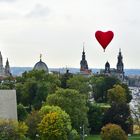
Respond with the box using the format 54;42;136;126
80;43;88;71
0;51;2;58
83;42;85;52
117;49;124;73
6;58;9;65
40;54;42;61
0;51;3;67
5;58;11;76
119;48;121;53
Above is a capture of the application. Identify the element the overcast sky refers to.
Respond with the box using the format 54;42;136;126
0;0;140;68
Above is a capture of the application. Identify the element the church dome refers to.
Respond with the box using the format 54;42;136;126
34;59;49;73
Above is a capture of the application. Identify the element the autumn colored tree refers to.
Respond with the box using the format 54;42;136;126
90;76;120;103
103;103;133;134
107;84;127;104
101;123;128;140
38;105;72;140
46;88;88;133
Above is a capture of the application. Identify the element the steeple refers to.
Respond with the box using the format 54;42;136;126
5;58;11;76
117;49;124;73
0;51;5;76
80;43;88;71
82;42;86;60
0;51;3;67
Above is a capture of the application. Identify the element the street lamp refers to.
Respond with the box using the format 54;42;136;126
80;125;86;140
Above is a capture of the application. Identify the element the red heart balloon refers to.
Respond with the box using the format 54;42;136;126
95;31;114;51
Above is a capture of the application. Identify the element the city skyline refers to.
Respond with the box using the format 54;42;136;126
0;0;140;68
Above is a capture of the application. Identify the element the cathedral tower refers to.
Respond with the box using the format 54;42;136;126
0;52;5;76
116;49;124;73
0;52;11;77
80;46;88;71
5;58;11;76
105;61;110;73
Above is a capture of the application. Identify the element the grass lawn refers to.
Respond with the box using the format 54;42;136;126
85;135;140;140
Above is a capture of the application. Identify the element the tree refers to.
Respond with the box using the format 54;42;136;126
16;70;61;110
107;84;127;104
87;103;103;134
59;70;73;88
103;103;133;134
0;119;28;140
46;88;89;133
0;77;15;90
17;104;28;121
90;76;120;103
101;123;127;140
25;110;41;139
121;83;132;103
67;75;90;95
130;95;140;133
38;105;72;140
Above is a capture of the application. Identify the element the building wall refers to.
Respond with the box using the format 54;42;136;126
0;90;17;120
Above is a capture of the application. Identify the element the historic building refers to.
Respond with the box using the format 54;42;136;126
0;52;11;77
101;49;125;82
33;55;49;73
80;47;92;75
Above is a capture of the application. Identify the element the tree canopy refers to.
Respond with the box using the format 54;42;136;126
46;88;89;133
38;105;72;140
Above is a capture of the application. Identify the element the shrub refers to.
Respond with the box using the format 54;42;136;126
101;123;127;140
0;119;28;140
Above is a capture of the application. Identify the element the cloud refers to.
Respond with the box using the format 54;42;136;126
0;0;16;2
26;4;50;18
0;12;20;20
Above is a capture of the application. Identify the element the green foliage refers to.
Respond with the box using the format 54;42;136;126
17;104;28;121
25;110;41;139
46;88;89;133
16;70;61;110
38;105;72;140
107;84;127;104
67;75;90;95
121;83;132;103
87;103;104;134
0;119;28;140
131;98;140;134
90;76;120;103
68;129;80;140
103;103;133;134
0;77;15;89
60;70;73;88
101;123;128;140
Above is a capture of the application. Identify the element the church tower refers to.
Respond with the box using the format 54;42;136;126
80;45;88;71
105;61;110;73
0;51;5;76
5;58;11;76
116;49;124;73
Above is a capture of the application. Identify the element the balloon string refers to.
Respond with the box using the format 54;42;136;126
104;49;105;52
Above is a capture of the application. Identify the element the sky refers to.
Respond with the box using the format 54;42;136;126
0;0;140;68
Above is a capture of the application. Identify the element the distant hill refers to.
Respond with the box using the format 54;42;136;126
11;67;140;76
